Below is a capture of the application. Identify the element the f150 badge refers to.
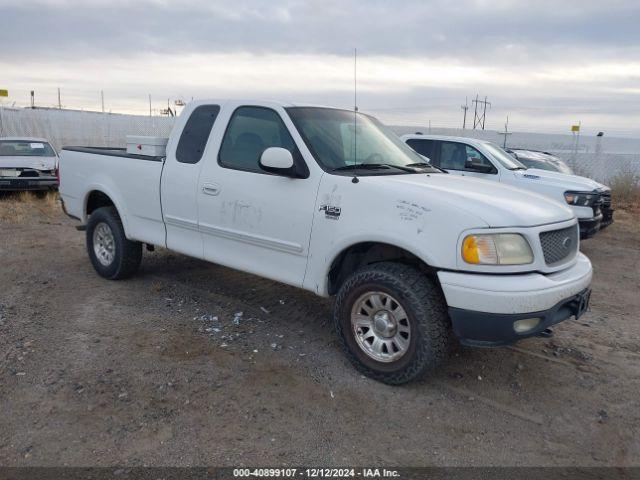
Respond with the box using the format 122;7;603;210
320;204;341;220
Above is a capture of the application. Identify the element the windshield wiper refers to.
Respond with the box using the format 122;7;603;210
405;162;447;173
333;163;417;173
509;166;527;171
332;163;389;171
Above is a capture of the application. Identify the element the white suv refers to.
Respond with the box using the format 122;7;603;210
402;134;613;238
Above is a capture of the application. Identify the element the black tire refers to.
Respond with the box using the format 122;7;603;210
333;262;451;385
86;206;142;280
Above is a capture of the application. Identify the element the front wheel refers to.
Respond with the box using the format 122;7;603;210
333;262;451;385
86;206;142;280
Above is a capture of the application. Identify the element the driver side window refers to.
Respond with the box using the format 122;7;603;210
439;141;494;173
464;145;493;171
439;141;467;170
218;106;301;174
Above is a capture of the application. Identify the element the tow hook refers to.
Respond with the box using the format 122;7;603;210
538;328;554;338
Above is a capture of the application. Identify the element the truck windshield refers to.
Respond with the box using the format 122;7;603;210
483;142;527;170
286;107;440;174
0;140;56;157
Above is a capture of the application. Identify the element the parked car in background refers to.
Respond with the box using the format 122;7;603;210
0;137;59;191
507;148;574;175
59;100;593;384
402;134;613;238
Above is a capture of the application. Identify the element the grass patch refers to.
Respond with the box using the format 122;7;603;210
0;190;60;224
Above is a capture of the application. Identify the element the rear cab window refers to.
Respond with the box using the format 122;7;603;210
176;105;220;164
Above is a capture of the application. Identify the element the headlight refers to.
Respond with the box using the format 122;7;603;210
462;233;534;265
564;191;596;206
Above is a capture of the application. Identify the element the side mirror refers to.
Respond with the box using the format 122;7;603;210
465;159;495;174
259;147;299;177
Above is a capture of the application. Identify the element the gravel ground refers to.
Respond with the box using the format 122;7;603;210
0;197;639;466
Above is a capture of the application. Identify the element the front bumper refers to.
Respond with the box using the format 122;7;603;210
572;191;614;239
578;215;603;239
0;176;58;191
449;288;591;347
438;253;592;347
578;210;614;238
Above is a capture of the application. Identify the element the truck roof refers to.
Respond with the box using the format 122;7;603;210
186;99;349;111
400;133;493;148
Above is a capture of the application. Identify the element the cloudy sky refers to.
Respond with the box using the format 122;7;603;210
1;0;639;136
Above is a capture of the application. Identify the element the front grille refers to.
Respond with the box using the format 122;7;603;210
539;225;578;266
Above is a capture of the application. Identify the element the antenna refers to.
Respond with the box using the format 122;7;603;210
354;47;357;113
352;47;359;183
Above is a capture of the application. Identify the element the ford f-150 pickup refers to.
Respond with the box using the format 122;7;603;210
59;100;593;384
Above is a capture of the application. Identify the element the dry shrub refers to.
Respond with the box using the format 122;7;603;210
0;190;60;224
609;170;640;215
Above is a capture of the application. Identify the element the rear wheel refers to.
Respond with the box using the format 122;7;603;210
86;206;142;279
333;262;451;384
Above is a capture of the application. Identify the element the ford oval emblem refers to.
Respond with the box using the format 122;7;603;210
562;236;572;249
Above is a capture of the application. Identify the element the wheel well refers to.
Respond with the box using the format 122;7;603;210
86;190;115;217
327;242;436;295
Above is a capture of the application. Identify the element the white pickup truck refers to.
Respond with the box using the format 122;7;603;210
402;134;614;239
59;100;593;384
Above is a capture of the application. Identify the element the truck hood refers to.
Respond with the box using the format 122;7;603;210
374;173;575;228
513;168;606;191
0;156;57;171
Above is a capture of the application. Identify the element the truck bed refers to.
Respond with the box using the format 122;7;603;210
59;146;166;247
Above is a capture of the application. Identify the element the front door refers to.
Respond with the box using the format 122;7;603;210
197;105;320;287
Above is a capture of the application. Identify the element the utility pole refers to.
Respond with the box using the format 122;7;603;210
461;97;469;129
30;91;35;108
472;94;491;130
148;94;152;117
57;88;62;109
499;115;512;148
101;90;105;113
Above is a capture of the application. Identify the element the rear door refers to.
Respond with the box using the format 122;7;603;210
161;104;220;257
196;105;321;287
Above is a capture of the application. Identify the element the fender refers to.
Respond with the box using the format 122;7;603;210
82;180;131;239
305;231;441;296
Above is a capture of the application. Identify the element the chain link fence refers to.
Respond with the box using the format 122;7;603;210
0;107;175;152
1;106;639;184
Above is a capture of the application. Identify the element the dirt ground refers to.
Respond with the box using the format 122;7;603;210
0;193;639;467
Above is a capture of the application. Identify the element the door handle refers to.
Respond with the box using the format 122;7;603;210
202;183;220;196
